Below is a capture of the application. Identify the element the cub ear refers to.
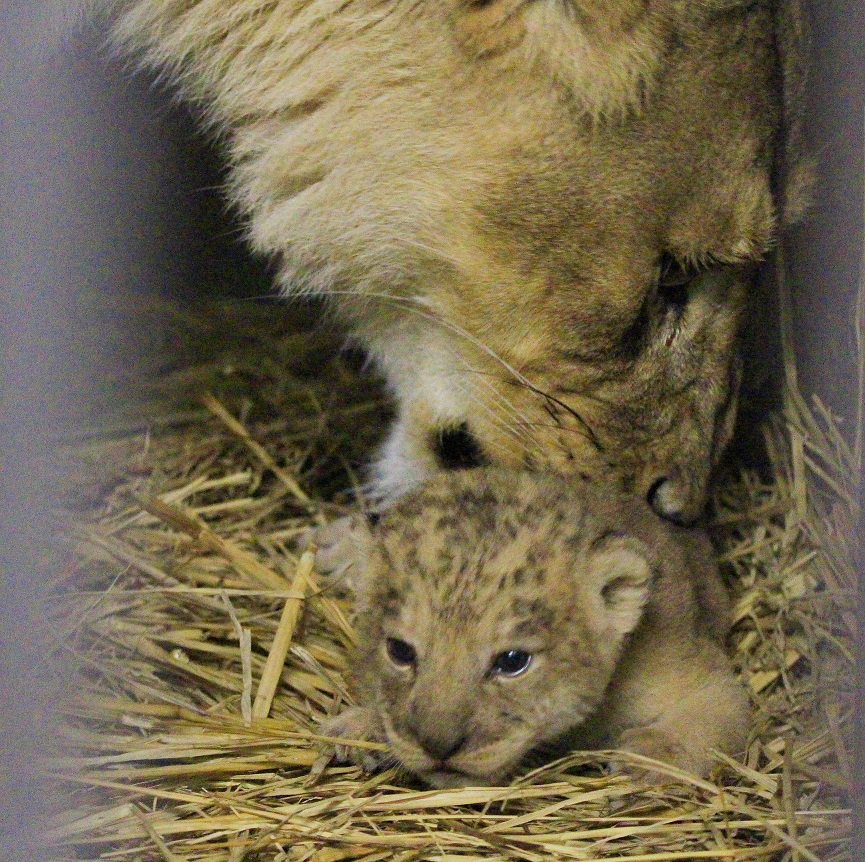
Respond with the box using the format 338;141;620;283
586;535;653;637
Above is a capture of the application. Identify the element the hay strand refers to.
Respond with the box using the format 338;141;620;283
201;392;323;523
252;550;316;720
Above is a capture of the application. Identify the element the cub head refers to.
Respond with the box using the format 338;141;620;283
346;471;654;787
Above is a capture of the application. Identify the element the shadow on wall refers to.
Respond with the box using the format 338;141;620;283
787;4;864;417
7;17;276;419
2;14;273;859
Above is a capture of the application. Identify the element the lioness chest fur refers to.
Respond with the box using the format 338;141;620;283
103;0;810;520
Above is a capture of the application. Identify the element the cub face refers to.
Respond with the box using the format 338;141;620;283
346;472;655;788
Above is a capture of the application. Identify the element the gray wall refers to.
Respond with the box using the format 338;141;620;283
791;7;865;859
2;2;862;858
788;4;864;416
1;7;257;858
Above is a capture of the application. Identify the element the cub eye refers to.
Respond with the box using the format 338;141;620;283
385;638;417;668
489;650;532;677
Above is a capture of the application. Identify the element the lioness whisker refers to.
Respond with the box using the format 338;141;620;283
509;379;605;454
452;362;544;450
454;374;542;460
318;290;547;393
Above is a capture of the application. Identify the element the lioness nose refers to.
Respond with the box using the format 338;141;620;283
647;476;704;525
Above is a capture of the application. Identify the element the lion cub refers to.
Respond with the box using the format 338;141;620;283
320;469;749;787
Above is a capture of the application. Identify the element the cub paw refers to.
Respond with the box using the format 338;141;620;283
613;726;697;785
308;516;362;586
320;706;393;773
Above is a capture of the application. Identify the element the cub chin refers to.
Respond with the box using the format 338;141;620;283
320;469;749;787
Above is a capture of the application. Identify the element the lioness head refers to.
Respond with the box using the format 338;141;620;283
109;0;811;521
354;2;809;522
372;255;747;525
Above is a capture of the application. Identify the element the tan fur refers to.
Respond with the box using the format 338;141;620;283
103;0;811;521
320;469;749;787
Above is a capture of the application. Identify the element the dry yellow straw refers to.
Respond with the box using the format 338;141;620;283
136;494;289;592
252;549;316;719
45;294;854;862
221;591;253;724
202;392;326;524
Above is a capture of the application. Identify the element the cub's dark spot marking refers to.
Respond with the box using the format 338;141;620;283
511;597;552;628
401;527;421;545
436;548;455;567
431;423;488;471
382;587;404;615
403;547;421;574
436;514;460;532
365;511;381;527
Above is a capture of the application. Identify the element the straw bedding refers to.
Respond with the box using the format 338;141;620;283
41;298;854;861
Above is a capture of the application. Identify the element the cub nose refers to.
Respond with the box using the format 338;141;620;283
647;476;704;525
415;729;467;763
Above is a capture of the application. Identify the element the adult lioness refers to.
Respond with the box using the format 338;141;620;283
102;0;810;522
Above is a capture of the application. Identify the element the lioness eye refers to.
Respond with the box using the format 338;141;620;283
385;638;417;667
490;650;532;677
657;252;698;313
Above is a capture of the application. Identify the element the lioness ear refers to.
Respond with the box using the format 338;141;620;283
587;535;653;637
